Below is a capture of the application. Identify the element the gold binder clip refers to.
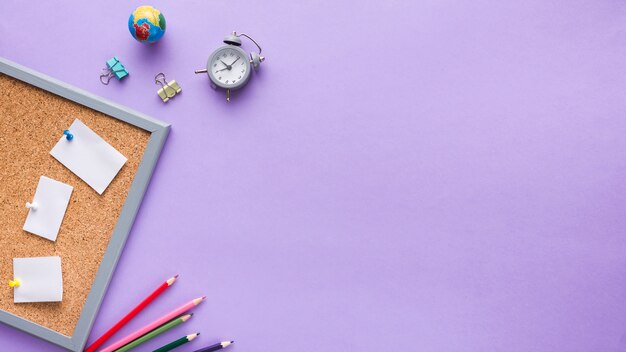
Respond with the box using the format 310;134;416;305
155;73;182;103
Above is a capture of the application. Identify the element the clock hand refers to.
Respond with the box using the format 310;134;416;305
215;55;239;74
229;57;240;66
220;60;232;70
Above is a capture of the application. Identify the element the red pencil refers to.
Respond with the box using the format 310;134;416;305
84;275;178;352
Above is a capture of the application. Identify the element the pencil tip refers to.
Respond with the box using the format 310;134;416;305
197;333;200;336
231;341;235;343
189;313;194;317
167;275;179;285
192;296;206;305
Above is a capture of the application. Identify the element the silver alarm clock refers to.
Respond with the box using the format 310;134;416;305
195;31;265;102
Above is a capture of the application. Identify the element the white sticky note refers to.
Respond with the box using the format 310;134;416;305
23;176;73;241
50;119;127;194
13;256;63;303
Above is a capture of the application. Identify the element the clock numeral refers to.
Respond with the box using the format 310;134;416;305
218;76;222;80
213;63;217;67
225;80;229;83
241;69;245;73
232;80;236;84
230;52;234;56
240;62;244;65
238;76;242;79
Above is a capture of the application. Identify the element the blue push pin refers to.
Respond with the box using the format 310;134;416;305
63;129;74;141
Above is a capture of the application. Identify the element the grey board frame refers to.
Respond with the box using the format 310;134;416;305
0;57;170;351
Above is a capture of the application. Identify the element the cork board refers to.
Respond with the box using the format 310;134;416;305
0;58;169;351
0;72;148;335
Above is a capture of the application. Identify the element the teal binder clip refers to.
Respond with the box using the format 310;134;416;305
100;57;129;85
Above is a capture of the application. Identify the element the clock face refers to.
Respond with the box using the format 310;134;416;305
207;46;251;89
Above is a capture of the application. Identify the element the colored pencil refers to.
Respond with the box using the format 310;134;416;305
192;341;234;352
153;333;200;352
114;314;193;352
85;275;178;352
100;296;206;352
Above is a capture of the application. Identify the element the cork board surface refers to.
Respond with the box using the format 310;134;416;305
0;73;150;336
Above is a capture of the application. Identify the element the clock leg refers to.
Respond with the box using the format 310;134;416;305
194;69;208;74
226;89;231;102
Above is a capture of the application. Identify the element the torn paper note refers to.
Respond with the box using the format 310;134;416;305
23;176;73;241
50;119;127;194
13;256;63;303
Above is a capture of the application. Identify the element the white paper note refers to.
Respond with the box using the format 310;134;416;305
22;176;73;241
50;119;127;194
13;256;63;303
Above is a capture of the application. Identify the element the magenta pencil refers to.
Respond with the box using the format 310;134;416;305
99;296;206;352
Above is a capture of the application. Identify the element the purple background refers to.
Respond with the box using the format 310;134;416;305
2;0;626;351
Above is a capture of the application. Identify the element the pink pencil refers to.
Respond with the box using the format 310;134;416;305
99;296;206;352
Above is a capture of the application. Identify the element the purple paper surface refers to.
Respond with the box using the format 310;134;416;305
2;0;626;351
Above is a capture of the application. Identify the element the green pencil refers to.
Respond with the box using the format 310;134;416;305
153;333;200;352
114;314;193;352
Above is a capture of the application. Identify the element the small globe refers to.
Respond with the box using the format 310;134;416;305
128;6;166;44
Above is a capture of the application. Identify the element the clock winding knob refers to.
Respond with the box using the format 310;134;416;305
250;52;264;70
